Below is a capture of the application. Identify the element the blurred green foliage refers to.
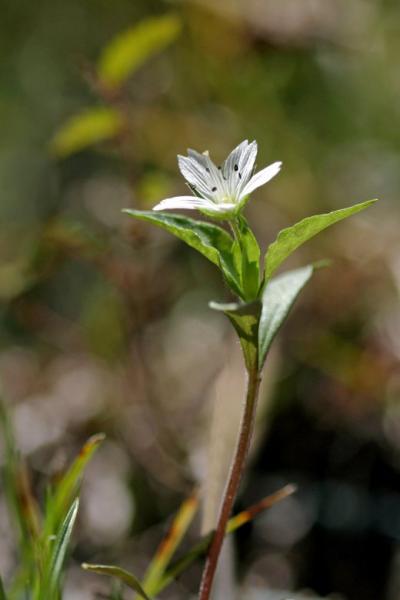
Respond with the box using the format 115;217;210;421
0;1;399;598
0;399;104;599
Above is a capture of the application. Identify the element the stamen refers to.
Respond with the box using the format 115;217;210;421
238;173;242;179
206;167;210;173
212;187;217;192
234;164;239;171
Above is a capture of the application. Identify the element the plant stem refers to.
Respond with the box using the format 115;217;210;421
198;364;261;600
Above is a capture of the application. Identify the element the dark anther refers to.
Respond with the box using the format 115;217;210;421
206;167;210;173
234;164;239;171
212;186;217;192
218;166;222;170
238;173;242;179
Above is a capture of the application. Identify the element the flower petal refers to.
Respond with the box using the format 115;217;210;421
153;196;217;211
223;140;249;175
240;161;282;197
177;155;213;199
237;140;257;184
187;148;209;169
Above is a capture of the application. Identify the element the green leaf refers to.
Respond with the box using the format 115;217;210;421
140;492;198;598
82;564;151;600
50;107;123;157
264;199;377;280
44;433;105;537
0;399;39;569
232;215;261;300
124;210;242;297
258;265;314;370
44;499;79;598
210;300;261;371
97;14;182;89
154;485;296;596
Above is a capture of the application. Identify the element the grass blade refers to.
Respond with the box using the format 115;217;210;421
43;498;79;598
0;399;41;591
155;485;296;595
82;564;151;600
140;490;198;597
226;484;297;533
45;433;105;536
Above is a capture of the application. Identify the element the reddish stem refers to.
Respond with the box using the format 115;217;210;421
198;365;261;600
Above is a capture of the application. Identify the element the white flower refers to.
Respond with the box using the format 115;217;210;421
153;140;282;218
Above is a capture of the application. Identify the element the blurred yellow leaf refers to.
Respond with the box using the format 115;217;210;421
97;14;182;89
50;107;123;157
0;260;32;300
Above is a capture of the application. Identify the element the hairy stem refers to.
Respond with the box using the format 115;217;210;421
198;364;261;600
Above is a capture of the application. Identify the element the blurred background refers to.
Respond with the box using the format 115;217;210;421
0;0;400;598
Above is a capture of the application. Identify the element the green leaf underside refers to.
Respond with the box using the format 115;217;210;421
264;199;377;281
82;564;151;600
97;14;181;88
45;499;79;598
124;210;242;296
210;300;261;371
258;265;314;370
50;108;123;157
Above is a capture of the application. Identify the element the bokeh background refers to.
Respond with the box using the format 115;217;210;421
1;0;400;598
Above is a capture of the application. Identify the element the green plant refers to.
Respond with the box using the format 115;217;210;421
124;139;376;599
0;400;104;599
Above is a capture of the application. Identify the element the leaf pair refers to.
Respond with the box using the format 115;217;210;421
125;200;376;371
126;200;375;297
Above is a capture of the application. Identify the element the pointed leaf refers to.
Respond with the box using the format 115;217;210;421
97;14;182;88
124;210;242;296
45;433;105;536
226;484;296;533
264;200;377;280
210;300;261;371
140;491;198;597
45;498;79;597
82;564;151;600
0;400;40;558
51;107;123;157
155;485;296;595
258;265;314;370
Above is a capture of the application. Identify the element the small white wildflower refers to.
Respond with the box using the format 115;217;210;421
153;140;282;218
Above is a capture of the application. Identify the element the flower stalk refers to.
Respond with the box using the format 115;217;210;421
198;360;261;600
